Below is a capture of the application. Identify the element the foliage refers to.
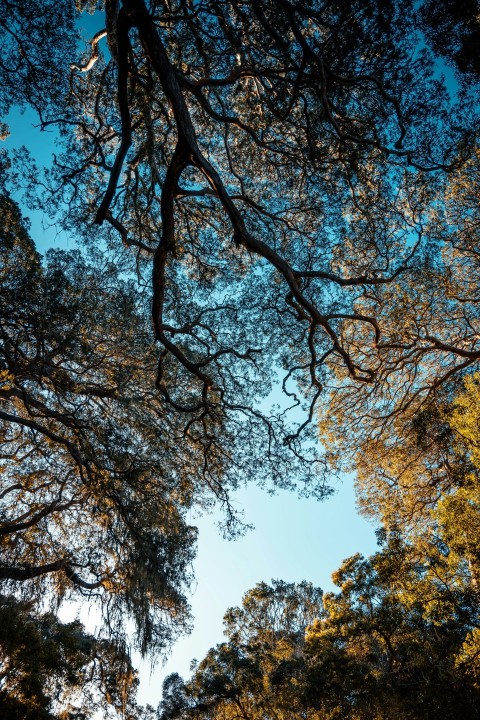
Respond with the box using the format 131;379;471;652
317;137;480;472
0;192;201;655
1;0;480;714
338;371;480;599
0;594;152;719
160;580;324;720
323;367;480;703
2;0;479;542
161;546;480;720
17;0;477;465
0;0;77;122
420;0;480;84
304;541;480;719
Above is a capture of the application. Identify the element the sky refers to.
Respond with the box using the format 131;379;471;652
135;480;377;706
4;41;378;713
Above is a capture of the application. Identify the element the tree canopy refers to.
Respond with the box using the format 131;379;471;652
0;593;151;719
0;190;201;654
16;0;478;453
160;537;480;720
1;0;480;715
161;323;480;718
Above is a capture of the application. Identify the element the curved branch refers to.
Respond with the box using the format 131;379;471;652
71;29;107;73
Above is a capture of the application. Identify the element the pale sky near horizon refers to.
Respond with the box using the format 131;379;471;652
5;81;378;714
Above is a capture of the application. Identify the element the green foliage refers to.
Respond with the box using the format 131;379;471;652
160;580;324;720
304;542;480;719
163;549;480;720
0;594;146;719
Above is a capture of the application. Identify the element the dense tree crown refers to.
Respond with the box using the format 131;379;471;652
161;514;480;718
161;349;480;719
0;594;149;719
0;193;200;654
1;0;480;716
21;0;478;446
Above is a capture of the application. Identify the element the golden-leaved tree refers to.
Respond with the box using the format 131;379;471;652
159;554;480;720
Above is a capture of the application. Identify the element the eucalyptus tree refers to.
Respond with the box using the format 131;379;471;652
160;580;324;720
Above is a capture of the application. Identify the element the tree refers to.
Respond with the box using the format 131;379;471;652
318;139;480;483
16;0;475;463
321;367;480;693
2;0;480;676
161;548;480;720
331;370;480;601
0;191;201;655
0;186;328;653
160;580;324;720
304;542;480;719
0;593;153;719
420;0;480;84
0;0;77;122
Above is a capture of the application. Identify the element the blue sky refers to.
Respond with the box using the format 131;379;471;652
5;58;378;713
134;480;377;706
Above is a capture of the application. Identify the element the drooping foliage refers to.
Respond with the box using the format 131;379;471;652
1;0;480;714
0;192;200;655
0;594;153;719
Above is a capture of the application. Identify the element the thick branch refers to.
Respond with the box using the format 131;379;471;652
95;9;133;224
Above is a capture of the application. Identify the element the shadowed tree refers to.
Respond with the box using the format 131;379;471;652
0;594;155;719
1;0;479;511
421;0;480;84
2;0;480;674
0;192;201;655
15;0;475;464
